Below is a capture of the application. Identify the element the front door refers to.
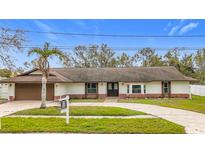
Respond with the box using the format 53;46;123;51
162;81;171;98
107;82;119;96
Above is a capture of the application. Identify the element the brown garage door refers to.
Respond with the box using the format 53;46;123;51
15;83;54;100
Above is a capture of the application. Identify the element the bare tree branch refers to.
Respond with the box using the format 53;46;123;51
0;28;25;70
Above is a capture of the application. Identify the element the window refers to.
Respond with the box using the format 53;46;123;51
132;85;141;93
108;83;112;90
144;85;146;94
163;82;169;93
114;83;118;90
86;83;97;93
127;85;130;94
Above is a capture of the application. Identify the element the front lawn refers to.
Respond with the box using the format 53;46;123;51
119;95;205;114
13;106;146;116
70;99;104;102
0;117;185;134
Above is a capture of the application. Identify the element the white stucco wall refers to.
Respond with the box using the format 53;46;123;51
98;82;107;94
121;82;145;94
145;81;162;94
8;83;15;97
121;81;190;95
0;83;15;99
171;81;190;94
54;81;190;97
120;81;161;94
119;82;127;94
0;83;9;99
55;83;85;96
55;82;108;96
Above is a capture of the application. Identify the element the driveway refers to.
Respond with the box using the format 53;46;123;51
0;101;57;117
71;102;205;134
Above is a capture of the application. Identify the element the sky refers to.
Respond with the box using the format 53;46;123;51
0;19;204;68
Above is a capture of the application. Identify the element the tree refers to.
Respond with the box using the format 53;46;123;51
28;42;69;108
0;68;12;77
164;48;181;70
164;49;196;78
96;44;117;67
135;48;164;67
195;49;205;71
116;52;137;67
180;53;195;77
194;49;205;84
71;44;118;68
71;45;96;67
0;28;25;70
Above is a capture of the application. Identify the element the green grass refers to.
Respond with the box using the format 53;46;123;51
70;99;104;102
0;117;185;134
119;95;205;114
13;106;146;116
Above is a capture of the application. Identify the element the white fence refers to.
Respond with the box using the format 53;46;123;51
190;85;205;96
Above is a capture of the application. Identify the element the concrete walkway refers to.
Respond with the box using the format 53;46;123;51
0;101;56;117
8;115;156;119
70;103;205;134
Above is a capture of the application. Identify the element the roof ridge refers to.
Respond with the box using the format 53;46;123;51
52;66;176;69
17;68;38;76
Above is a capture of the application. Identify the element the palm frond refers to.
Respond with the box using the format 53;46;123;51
28;48;43;56
28;42;69;73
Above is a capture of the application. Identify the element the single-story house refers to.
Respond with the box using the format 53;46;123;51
0;66;196;101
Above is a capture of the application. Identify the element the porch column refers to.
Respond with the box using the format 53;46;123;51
98;82;107;99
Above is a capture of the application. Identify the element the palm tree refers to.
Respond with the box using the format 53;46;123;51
28;42;68;108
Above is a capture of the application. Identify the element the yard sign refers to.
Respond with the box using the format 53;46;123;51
59;96;70;124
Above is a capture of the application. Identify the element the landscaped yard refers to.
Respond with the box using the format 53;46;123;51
0;117;185;134
13;106;146;116
70;99;104;102
119;95;205;114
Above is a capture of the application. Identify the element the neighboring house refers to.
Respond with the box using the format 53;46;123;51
0;66;196;101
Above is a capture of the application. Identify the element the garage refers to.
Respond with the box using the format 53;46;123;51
15;83;54;100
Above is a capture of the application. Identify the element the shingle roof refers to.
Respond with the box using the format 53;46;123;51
0;66;196;83
52;66;196;82
0;75;63;83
